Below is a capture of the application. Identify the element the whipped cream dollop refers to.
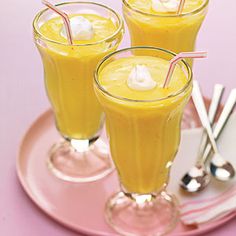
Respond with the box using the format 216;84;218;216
127;65;157;91
152;0;179;12
61;16;94;40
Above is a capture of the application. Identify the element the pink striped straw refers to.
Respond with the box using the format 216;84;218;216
42;0;73;45
177;0;186;14
163;51;207;88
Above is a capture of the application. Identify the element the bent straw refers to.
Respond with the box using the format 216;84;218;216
177;0;186;14
163;51;207;88
42;0;73;44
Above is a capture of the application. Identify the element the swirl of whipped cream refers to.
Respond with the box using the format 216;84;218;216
127;65;157;91
61;16;94;40
152;0;179;12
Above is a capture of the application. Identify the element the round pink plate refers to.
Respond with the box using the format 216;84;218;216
17;105;235;236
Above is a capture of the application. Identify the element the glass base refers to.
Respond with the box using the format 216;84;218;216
47;138;114;183
105;191;179;236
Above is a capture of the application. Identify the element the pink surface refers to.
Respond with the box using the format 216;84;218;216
0;0;236;236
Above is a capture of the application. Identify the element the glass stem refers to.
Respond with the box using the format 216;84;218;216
70;139;90;152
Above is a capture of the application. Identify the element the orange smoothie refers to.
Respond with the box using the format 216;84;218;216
123;0;208;55
95;50;192;193
34;12;123;139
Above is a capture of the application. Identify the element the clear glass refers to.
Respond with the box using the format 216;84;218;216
94;47;192;235
33;1;124;182
123;0;209;65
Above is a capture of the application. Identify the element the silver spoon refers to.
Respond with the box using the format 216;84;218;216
203;88;236;180
192;81;235;180
181;82;236;192
180;83;224;192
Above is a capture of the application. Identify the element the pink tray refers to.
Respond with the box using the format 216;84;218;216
17;105;235;236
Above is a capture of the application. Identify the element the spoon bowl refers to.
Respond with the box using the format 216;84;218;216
180;165;210;193
210;153;235;181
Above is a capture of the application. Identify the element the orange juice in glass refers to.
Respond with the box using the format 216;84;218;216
94;47;192;236
123;0;208;64
33;2;124;182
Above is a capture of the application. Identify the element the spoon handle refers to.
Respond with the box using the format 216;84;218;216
197;84;224;160
192;80;219;153
202;88;236;162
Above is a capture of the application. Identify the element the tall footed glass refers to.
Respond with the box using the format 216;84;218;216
33;2;124;182
123;0;208;66
94;47;192;235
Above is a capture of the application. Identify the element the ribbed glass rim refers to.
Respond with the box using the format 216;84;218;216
94;46;192;103
33;1;124;46
122;0;209;18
